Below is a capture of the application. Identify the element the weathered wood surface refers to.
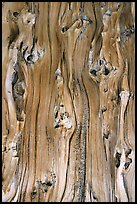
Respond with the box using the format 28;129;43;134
2;2;135;202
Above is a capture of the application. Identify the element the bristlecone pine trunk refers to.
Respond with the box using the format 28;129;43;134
2;2;135;202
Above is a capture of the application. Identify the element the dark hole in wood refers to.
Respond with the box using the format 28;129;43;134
13;12;19;17
60;116;63;120
12;72;18;86
102;106;107;113
115;152;121;168
20;41;23;50
103;133;109;139
42;182;46;187
54;111;58;118
17;116;24;122
46;181;52;186
99;59;104;66
90;69;97;76
31;189;37;197
44;188;48;192
104;66;110;75
130;25;135;33
104;88;108;92
124;158;132;169
125;148;132;157
88;19;92;24
54;124;59;128
62;26;68;33
27;54;33;62
92;191;98;200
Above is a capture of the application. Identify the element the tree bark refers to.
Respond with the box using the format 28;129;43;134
2;2;135;202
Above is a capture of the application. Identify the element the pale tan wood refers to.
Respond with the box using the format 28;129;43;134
2;2;135;202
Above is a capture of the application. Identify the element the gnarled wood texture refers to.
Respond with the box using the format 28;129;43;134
2;2;135;202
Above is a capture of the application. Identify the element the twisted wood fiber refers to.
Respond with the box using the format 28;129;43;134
2;2;135;202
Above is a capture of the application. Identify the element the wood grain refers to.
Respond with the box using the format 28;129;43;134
2;2;135;202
